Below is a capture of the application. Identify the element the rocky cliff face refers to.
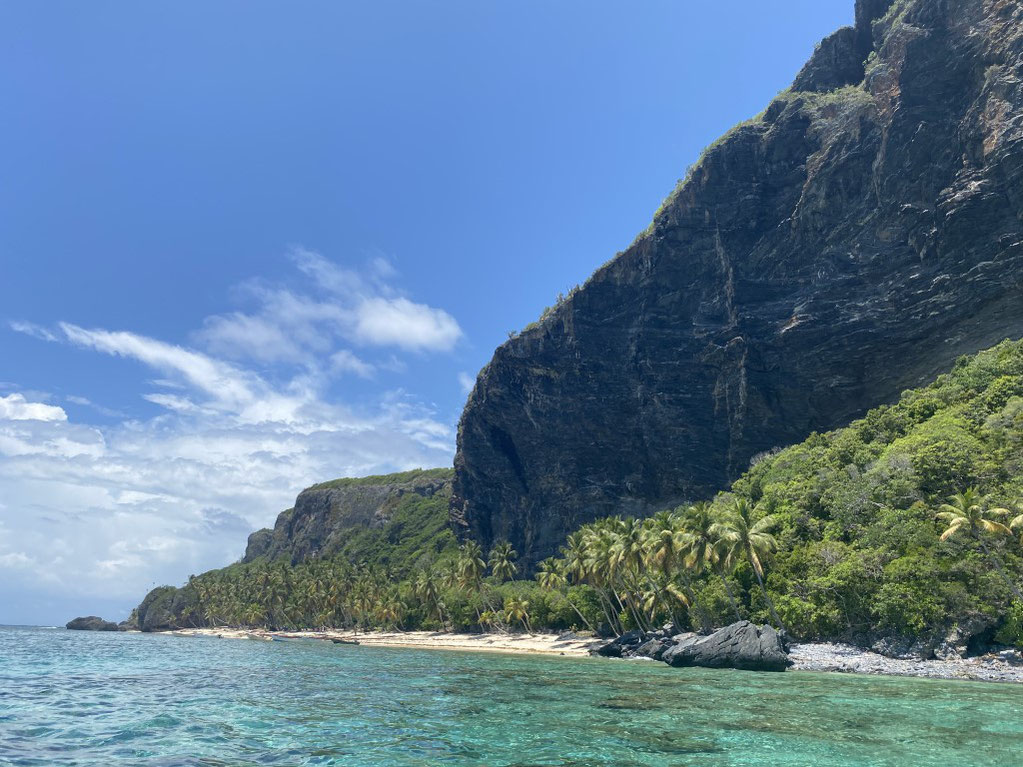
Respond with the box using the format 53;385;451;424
243;468;453;564
453;0;1023;568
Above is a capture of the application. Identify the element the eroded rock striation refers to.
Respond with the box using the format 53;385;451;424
453;0;1023;568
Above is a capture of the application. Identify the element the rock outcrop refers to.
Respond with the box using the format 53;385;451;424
453;0;1023;568
662;621;791;672
591;621;791;672
66;616;119;631
243;468;453;564
136;585;190;632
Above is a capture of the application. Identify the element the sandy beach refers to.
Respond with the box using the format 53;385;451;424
168;627;601;656
165;627;1023;682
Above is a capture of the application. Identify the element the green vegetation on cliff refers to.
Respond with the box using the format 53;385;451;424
139;341;1023;655
305;467;453;492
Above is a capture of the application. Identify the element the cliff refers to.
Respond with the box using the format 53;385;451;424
453;0;1023;568
130;468;456;630
242;468;454;565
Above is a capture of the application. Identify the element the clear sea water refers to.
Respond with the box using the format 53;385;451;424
2;626;1023;766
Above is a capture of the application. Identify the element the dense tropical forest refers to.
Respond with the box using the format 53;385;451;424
150;340;1023;649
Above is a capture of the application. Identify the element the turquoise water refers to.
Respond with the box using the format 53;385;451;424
2;627;1023;766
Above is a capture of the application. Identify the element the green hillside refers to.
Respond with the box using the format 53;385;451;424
138;341;1023;652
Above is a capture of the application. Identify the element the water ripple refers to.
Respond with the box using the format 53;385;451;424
1;627;1022;765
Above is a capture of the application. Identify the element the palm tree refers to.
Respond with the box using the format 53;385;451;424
536;557;595;631
563;529;622;634
680;502;741;621
1006;502;1023;546
457;541;487;588
611;517;652;631
581;523;628;634
503;596;532;633
641;511;688;628
377;597;407;629
489;541;519;583
713;498;784;629
413;569;446;625
937;489;1023;601
458;541;497;614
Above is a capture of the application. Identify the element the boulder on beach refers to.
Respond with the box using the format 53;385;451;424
66;616;119;631
591;629;646;658
662;621;791;672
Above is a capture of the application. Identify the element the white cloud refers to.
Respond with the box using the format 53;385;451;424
195;249;462;363
1;248;466;624
0;393;67;422
355;297;462;351
0;384;454;620
60;323;259;411
458;372;476;395
330;350;375;378
8;320;58;342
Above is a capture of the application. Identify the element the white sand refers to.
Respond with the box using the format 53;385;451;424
167;627;600;656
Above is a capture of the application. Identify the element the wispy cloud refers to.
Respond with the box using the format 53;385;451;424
2;250;464;622
8;320;58;342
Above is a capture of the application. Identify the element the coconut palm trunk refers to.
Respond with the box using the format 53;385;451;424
717;568;742;622
747;543;784;630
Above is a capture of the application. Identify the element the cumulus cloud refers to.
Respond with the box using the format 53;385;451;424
0;393;67;422
458;371;476;395
355;297;462;351
196;249;462;364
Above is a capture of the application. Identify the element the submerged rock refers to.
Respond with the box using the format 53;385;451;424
663;621;791;672
66;616;119;631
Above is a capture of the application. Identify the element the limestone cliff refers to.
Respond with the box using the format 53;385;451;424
453;0;1023;568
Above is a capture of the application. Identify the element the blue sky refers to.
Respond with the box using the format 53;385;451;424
0;1;852;624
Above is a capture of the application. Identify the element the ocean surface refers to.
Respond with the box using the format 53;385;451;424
2;626;1023;766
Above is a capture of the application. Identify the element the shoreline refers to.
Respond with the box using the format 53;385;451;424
164;627;1023;682
788;642;1023;684
167;627;601;656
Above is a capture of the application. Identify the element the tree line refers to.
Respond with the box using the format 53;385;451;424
179;488;1023;642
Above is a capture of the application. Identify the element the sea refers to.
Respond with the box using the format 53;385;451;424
2;625;1022;766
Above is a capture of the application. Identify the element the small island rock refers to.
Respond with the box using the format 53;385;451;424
66;616;119;631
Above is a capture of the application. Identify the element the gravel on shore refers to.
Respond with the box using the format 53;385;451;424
789;642;1023;683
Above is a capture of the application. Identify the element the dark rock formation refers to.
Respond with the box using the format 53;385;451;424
663;621;791;672
453;0;1023;568
870;612;998;660
634;637;671;661
592;629;646;657
244;469;453;564
131;584;204;632
591;622;790;671
66;616;119;631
